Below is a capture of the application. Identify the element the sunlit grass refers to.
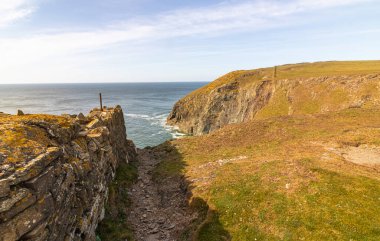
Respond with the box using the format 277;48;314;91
155;108;380;240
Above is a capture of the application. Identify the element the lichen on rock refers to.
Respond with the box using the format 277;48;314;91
0;106;136;241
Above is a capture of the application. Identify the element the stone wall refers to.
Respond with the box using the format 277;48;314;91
0;106;137;241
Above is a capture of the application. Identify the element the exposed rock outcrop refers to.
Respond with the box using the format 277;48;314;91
0;106;136;241
167;62;380;135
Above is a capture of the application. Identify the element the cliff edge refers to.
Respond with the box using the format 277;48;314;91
167;61;380;135
0;106;136;241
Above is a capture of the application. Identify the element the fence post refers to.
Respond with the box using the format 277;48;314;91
273;66;277;80
99;93;103;111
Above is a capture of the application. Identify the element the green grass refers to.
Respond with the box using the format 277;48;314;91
154;108;380;240
186;60;380;98
255;89;290;119
97;161;138;241
276;60;380;79
209;161;380;240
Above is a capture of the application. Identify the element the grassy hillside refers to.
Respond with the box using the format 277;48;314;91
167;60;380;135
156;107;380;240
188;60;380;98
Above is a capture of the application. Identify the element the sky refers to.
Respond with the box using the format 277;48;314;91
0;0;379;84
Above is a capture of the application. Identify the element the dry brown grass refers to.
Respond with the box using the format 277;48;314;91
156;108;380;240
189;60;380;98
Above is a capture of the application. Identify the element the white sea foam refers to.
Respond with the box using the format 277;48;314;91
125;112;186;140
125;113;151;119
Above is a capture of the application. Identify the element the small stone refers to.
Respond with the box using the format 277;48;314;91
0;179;10;198
78;130;89;137
17;110;24;116
76;113;88;124
77;113;85;120
149;228;159;234
167;224;175;230
86;119;101;129
61;114;71;118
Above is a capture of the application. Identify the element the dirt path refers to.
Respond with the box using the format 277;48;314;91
127;149;195;241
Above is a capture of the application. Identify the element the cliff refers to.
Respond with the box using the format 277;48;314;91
0;106;136;241
167;61;380;135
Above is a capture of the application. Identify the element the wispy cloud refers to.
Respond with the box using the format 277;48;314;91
0;0;36;28
0;0;374;83
1;0;369;56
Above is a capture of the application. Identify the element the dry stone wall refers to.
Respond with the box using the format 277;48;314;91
0;106;136;241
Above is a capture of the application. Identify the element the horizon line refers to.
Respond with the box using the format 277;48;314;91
0;80;211;85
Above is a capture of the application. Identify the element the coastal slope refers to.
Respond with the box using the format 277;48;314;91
156;107;380;240
167;61;380;135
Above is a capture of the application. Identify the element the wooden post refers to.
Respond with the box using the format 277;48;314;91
273;66;277;79
99;93;103;111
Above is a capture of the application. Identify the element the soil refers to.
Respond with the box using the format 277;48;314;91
340;145;380;165
127;149;196;241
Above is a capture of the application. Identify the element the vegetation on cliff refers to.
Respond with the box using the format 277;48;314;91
97;161;138;241
167;61;380;135
128;60;380;240
157;107;380;240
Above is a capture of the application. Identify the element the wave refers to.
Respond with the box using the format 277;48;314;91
125;112;186;140
125;113;151;119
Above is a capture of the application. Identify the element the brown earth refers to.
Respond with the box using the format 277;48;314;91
127;149;197;241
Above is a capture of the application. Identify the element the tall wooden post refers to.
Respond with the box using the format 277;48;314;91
99;93;103;111
273;66;277;80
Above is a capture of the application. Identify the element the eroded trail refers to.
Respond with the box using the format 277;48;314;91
127;149;195;241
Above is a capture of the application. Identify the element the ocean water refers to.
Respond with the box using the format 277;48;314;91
0;82;207;147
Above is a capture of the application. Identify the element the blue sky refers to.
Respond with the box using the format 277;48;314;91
0;0;379;84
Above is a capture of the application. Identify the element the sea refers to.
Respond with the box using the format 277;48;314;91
0;82;207;148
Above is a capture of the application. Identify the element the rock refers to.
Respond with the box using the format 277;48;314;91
77;112;85;120
78;130;89;137
22;221;48;240
0;106;137;241
17;110;24;116
24;166;55;198
88;140;98;152
76;112;88;124
0;188;30;213
0;179;10;198
167;72;380;135
86;118;101;129
61;114;72;118
0;194;53;240
0;190;36;222
7;147;61;186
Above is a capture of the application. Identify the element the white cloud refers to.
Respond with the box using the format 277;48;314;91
0;0;373;83
0;0;36;28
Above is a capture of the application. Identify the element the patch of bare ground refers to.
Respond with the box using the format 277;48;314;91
126;148;197;241
338;145;380;165
320;142;380;176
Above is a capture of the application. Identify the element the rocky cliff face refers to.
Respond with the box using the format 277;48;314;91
0;106;136;241
167;62;380;135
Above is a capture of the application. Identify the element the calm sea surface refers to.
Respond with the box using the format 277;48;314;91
0;82;206;147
